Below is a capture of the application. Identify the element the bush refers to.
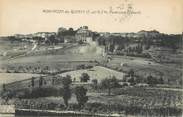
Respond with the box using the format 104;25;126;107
80;73;90;82
17;87;61;99
100;76;120;95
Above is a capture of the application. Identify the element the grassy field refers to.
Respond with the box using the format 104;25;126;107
0;39;33;60
0;42;104;63
1;41;181;86
59;66;124;82
4;54;103;63
106;55;182;85
0;73;40;84
0;73;41;92
3;65;124;91
0;43;105;75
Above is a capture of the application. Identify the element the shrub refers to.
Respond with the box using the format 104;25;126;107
17;87;61;99
80;73;90;82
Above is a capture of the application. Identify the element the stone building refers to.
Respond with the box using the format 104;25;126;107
75;26;93;43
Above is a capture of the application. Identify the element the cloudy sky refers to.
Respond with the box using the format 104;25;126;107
0;0;182;36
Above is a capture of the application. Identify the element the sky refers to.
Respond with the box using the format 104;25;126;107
0;0;182;36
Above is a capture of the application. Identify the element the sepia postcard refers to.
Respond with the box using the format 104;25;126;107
0;0;182;117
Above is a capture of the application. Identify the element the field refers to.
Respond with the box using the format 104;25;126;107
0;42;104;74
107;55;182;85
0;42;104;63
0;40;182;117
0;39;33;60
0;73;40;84
14;87;183;117
0;40;182;86
0;73;40;91
59;66;124;82
3;65;124;91
1;45;182;87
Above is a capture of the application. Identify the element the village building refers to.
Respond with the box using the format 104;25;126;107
64;35;76;43
75;26;93;44
33;32;56;38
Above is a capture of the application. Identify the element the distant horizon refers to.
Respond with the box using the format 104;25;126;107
0;26;182;37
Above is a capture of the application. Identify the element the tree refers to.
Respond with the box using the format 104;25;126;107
128;69;135;78
147;75;158;86
75;86;88;108
62;75;72;107
179;78;182;85
109;44;115;53
31;77;35;87
52;77;55;85
136;44;143;54
100;76;119;95
128;76;135;85
39;77;43;87
158;77;164;84
80;73;90;82
92;79;98;89
128;69;136;85
134;75;142;83
68;28;74;32
48;35;57;45
2;83;6;92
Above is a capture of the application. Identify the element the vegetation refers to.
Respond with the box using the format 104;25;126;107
147;75;164;86
0;28;182;116
92;79;98;89
2;84;6;92
62;75;72;107
11;86;182;116
100;76;119;95
39;77;44;87
31;77;35;87
74;86;88;108
127;69;136;85
80;73;90;82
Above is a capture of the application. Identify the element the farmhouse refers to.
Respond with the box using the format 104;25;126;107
75;26;93;44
